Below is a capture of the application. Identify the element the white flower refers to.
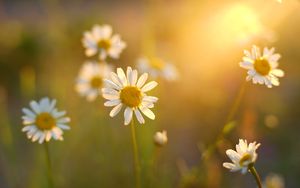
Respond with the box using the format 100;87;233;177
21;97;71;144
102;66;158;125
240;45;284;88
137;56;178;81
263;173;285;188
82;24;126;60
75;61;112;101
153;130;168;146
223;139;260;174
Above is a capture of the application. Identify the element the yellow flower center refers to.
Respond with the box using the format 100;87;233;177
149;57;165;70
120;86;142;108
97;39;111;50
90;76;103;89
254;58;271;76
35;113;56;130
239;154;252;166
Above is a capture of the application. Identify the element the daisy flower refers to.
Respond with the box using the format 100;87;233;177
82;24;126;60
102;66;158;125
240;45;284;88
153;130;168;147
137;56;178;81
223;139;260;174
75;61;112;101
21;97;70;144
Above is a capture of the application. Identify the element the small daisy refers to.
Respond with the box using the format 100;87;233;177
223;139;260;174
82;24;126;60
21;97;70;144
102;66;158;125
153;130;168;147
137;56;178;81
75;61;112;101
240;45;284;88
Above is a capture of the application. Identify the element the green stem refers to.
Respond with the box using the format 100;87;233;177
202;81;247;160
130;120;141;188
249;165;262;188
44;142;54;188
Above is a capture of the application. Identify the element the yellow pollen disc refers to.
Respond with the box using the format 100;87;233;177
239;154;252;166
149;57;165;70
35;113;56;130
90;76;103;89
97;39;111;50
254;58;271;76
120;86;142;108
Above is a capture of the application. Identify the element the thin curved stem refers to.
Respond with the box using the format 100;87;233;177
44;142;54;188
130;120;141;188
249;165;262;188
202;81;247;160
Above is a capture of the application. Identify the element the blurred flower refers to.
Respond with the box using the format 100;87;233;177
75;61;112;101
277;0;282;3
82;24;126;60
240;45;284;88
263;173;285;188
223;139;260;174
264;114;280;128
21;97;70;144
153;130;168;146
137;56;178;81
102;67;158;125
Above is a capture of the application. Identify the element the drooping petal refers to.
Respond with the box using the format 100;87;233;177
134;109;145;124
124;107;133;125
140;107;155;120
109;103;123;117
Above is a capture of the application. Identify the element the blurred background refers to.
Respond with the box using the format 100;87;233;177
0;0;300;187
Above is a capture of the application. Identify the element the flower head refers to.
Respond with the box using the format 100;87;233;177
137;56;178;81
223;139;260;174
75;61;112;101
240;45;284;88
21;97;71;144
82;24;126;60
263;173;285;188
102;66;158;125
153;130;168;147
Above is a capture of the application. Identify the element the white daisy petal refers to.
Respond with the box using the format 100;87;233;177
117;68;128;86
57;117;71;124
104;99;121;107
140;107;155;120
104;79;121;90
29;101;41;114
109;103;123;117
141;81;158;92
38;133;46;144
103;93;119;100
271;69;284;77
57;124;70;130
136;73;148;88
124;107;133;125
22;108;36;119
134;109;145;124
